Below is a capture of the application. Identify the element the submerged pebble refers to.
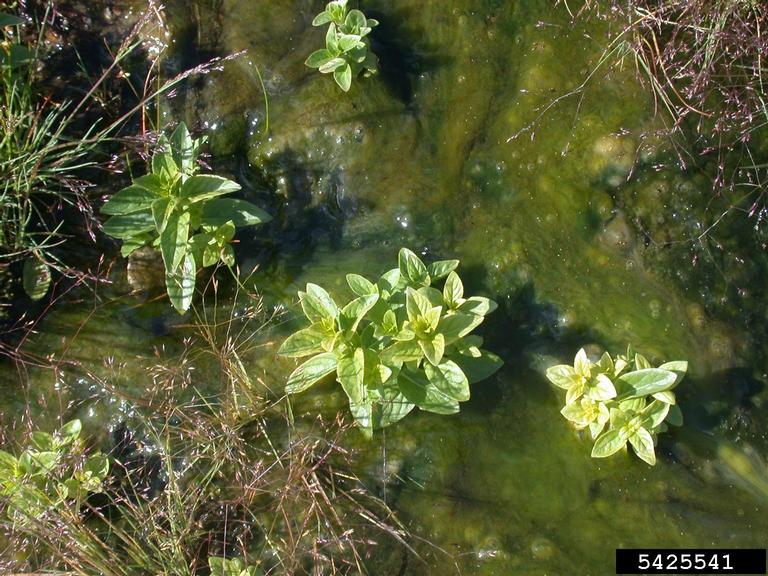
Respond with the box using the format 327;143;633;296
530;536;557;560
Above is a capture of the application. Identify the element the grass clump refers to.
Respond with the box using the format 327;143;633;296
579;0;768;142
0;2;246;310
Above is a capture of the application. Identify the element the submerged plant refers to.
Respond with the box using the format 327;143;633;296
101;123;271;313
305;0;379;92
0;419;109;521
209;556;261;576
547;347;686;465
279;248;503;436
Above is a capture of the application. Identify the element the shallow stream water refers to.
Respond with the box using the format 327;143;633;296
2;0;767;574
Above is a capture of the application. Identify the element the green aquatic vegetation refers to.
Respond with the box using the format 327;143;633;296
546;347;687;466
209;556;261;576
0;419;109;521
101;123;271;313
279;248;503;436
305;0;379;92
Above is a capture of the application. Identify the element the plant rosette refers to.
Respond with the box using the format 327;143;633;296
279;248;503;436
305;0;379;91
101;123;272;313
546;347;687;465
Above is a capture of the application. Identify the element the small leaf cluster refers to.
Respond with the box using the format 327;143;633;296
0;420;110;520
101;123;272;313
279;248;503;436
305;0;379;92
208;556;261;576
546;347;687;466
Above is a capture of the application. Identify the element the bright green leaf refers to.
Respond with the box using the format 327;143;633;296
398;370;459;415
57;420;82;443
151;197;172;234
285;352;337;394
133;174;166;195
338;33;361;52
160;210;190;273
546;364;578;389
419;333;445;366
459;296;497;317
334;63;353;91
166;252;196;313
202;198;272;228
306;48;333;68
278;325;328;357
381;340;422;365
102;186;158;215
338;348;366;404
443;271;464;307
617;368;677;399
629;427;656;465
170;122;196;177
399;248;430;287
591;427;630;458
151;140;178;181
340;293;379;331
181;175;241;203
658;360;688;384
102;210;154;239
587;373;617;401
345;9;367;30
437;312;482;344
346;273;376;296
424;360;469;401
304;283;339;321
372;386;415;429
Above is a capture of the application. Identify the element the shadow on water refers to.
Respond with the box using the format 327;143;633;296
238;148;356;276
367;7;453;107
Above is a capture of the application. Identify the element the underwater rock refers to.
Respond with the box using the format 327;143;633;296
530;536;557;560
599;212;634;253
591;134;636;184
127;247;165;293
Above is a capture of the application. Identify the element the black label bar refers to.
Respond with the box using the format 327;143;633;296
616;549;766;574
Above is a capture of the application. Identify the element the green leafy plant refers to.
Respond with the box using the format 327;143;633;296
305;0;379;92
279;248;503;436
546;347;687;466
208;556;261;576
101;123;272;313
0;419;110;521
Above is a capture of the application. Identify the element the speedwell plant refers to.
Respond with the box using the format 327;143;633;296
0;419;109;522
305;0;379;92
546;347;686;466
101;123;271;313
279;248;503;436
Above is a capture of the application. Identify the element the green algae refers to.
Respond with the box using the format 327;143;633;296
1;0;767;573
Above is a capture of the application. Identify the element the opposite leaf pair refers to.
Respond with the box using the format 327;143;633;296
547;347;686;465
279;248;503;436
